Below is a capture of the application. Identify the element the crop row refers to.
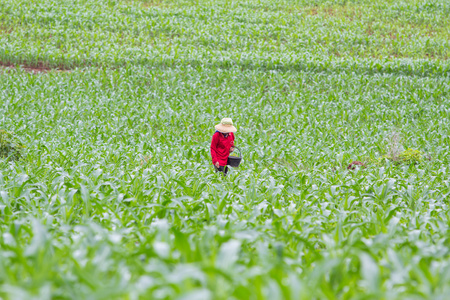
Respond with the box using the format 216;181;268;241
0;0;449;72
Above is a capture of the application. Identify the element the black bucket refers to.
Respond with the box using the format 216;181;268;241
227;146;242;167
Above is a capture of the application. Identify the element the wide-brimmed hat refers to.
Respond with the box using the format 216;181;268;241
215;118;237;133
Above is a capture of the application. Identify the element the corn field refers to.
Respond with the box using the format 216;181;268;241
1;0;450;299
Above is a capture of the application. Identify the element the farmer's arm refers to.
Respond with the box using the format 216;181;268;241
230;132;235;152
210;133;219;165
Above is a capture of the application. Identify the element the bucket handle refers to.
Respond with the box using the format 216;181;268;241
230;146;241;158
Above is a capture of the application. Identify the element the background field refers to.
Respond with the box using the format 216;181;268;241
1;0;450;299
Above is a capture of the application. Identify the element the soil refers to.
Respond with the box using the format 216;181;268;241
0;61;71;74
347;161;365;170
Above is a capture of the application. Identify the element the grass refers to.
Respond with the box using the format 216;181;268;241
1;0;450;299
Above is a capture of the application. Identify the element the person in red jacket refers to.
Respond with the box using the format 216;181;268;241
210;118;237;175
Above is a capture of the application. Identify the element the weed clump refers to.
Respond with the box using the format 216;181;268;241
378;130;423;165
0;130;24;161
382;148;423;165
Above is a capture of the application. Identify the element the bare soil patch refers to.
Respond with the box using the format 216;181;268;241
0;62;71;74
347;161;365;170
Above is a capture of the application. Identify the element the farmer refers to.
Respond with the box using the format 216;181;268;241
210;118;236;175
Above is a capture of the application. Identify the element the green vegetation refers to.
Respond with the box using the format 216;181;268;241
382;148;425;165
1;0;450;299
398;148;423;163
0;130;23;161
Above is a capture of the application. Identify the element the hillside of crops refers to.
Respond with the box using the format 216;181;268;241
1;0;450;299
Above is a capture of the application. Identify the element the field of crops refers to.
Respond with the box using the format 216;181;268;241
1;0;450;299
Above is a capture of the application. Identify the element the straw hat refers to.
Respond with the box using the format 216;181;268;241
215;118;237;133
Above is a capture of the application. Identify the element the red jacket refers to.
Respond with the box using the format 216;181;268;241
210;132;234;166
